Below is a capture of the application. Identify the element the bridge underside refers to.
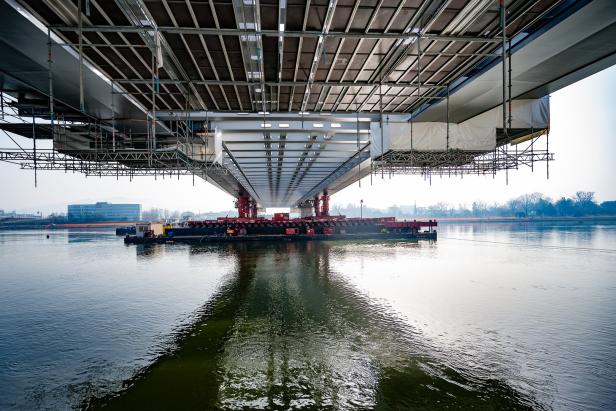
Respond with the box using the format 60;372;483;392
1;0;615;209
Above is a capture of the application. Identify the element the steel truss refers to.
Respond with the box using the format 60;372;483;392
372;136;553;177
0;148;226;179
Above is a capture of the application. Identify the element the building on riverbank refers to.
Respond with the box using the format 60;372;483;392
67;202;141;222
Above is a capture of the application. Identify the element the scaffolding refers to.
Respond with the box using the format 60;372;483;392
0;0;561;201
371;136;552;179
0;92;223;183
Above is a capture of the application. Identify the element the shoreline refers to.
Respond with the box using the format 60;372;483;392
2;216;616;230
0;221;139;230
433;216;616;224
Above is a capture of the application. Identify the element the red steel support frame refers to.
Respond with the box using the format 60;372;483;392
321;190;330;217
237;195;248;218
313;195;321;217
249;199;258;219
236;186;251;219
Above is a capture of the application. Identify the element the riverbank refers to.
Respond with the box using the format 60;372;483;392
2;215;616;230
434;216;616;224
0;220;139;230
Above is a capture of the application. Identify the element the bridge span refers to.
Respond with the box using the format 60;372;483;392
1;0;615;213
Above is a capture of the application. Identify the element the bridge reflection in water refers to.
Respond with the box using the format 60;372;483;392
88;241;538;410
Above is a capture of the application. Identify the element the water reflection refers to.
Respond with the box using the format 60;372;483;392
87;241;539;410
67;229;116;243
135;244;165;259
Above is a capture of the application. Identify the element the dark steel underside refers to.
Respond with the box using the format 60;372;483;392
2;0;583;116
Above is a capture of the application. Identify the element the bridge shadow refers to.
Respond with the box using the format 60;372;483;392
85;241;543;410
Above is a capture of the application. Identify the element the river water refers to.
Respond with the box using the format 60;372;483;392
0;223;615;410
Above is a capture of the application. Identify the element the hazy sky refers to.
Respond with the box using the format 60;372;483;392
2;65;615;215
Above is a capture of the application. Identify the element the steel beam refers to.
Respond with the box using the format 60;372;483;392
54;25;503;43
299;0;337;112
113;79;446;88
288;1;311;112
208;0;244;111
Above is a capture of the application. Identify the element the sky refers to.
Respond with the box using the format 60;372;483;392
1;65;615;215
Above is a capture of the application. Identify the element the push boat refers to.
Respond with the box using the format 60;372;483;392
124;214;437;245
115;226;136;236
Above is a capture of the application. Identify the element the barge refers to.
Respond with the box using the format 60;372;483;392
124;215;437;245
115;226;136;236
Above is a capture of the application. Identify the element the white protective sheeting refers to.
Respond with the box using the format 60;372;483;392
371;122;445;154
370;97;549;157
214;129;223;164
370;121;494;156
465;97;549;130
406;122;448;151
450;122;496;150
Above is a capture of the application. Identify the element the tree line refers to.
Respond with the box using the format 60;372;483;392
332;191;616;218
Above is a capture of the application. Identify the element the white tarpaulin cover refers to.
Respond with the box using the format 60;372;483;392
466;97;550;130
370;97;549;157
370;121;494;155
214;129;223;164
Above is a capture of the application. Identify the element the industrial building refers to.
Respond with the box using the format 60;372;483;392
67;202;141;222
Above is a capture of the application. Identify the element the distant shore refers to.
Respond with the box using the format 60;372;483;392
2;216;616;230
0;220;139;230
433;216;616;224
